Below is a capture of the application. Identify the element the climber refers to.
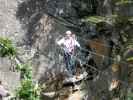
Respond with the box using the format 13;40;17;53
56;30;80;79
0;81;10;100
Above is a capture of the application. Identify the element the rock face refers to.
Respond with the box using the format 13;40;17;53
14;0;99;81
0;0;25;42
0;0;107;80
0;0;132;99
0;57;20;92
0;0;82;91
0;0;98;98
0;0;22;92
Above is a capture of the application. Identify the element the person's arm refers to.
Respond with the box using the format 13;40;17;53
56;38;64;46
75;40;80;48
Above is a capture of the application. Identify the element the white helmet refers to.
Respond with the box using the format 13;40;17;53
65;30;72;35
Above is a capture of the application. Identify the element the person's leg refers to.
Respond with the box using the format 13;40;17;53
70;55;76;76
64;53;73;77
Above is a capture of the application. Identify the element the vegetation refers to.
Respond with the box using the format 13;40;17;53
115;0;133;5
15;63;41;100
0;37;16;57
84;16;106;24
0;37;41;100
16;79;41;100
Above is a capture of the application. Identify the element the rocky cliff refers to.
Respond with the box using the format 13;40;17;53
0;0;133;100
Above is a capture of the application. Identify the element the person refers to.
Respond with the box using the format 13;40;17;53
56;30;80;79
0;81;10;100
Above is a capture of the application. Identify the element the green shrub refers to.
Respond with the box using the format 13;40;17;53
16;79;41;100
19;63;32;80
15;63;41;100
0;37;16;57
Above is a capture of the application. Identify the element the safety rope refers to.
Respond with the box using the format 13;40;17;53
77;35;113;48
55;34;128;65
79;47;128;65
54;41;130;83
44;9;120;49
68;51;133;90
54;43;133;91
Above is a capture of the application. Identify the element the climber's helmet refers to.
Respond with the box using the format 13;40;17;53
65;30;72;37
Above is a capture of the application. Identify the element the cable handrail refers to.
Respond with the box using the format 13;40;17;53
70;52;132;90
79;47;129;65
77;35;113;48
